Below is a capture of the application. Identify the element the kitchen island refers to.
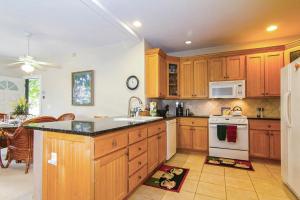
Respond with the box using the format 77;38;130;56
27;117;166;200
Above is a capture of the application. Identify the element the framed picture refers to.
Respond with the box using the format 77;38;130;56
290;50;300;62
72;70;94;106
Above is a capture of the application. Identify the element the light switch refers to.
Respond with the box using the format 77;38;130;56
48;152;57;166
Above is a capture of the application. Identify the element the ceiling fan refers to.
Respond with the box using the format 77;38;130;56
7;33;59;73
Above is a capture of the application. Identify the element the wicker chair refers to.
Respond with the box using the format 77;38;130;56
5;116;57;173
57;113;75;121
0;113;6;121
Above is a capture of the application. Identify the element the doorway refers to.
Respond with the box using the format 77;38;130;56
25;78;41;116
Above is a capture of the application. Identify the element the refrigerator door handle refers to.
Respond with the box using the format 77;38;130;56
285;91;292;128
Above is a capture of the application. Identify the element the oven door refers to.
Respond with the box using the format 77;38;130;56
209;124;249;150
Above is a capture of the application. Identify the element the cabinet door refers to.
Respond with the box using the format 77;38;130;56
145;53;159;98
180;60;194;98
95;148;128;200
250;130;269;158
246;54;265;97
147;135;159;174
178;126;193;149
192;127;208;151
208;58;226;81
193;59;208;98
226;55;245;80
264;51;284;97
159;55;167;97
270;131;281;160
158;132;166;163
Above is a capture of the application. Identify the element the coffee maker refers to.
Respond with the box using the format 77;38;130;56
176;101;184;116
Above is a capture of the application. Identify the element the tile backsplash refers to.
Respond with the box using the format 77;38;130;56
158;98;280;118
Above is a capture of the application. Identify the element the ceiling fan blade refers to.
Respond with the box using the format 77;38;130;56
7;62;24;66
35;61;60;68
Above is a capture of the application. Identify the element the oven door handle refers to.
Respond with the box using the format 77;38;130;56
209;125;248;129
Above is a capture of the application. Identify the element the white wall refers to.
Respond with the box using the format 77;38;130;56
41;40;146;119
0;75;25;114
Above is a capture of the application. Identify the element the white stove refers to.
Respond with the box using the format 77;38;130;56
208;115;249;160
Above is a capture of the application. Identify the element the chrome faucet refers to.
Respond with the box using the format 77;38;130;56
128;96;143;117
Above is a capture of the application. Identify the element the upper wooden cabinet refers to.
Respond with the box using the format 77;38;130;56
166;56;180;98
247;51;283;97
180;58;208;99
208;56;245;81
208;57;225;81
226;55;246;80
145;48;167;98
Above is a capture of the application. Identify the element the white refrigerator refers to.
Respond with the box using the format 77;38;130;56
281;57;300;198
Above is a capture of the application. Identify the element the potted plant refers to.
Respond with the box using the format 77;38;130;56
12;97;29;122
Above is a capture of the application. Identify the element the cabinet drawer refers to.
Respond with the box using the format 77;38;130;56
249;120;280;131
94;130;128;159
129;127;147;145
129;165;147;192
148;122;166;137
128;152;147;176
179;118;208;127
129;139;147;160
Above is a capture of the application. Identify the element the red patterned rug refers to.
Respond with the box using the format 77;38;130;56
144;165;189;192
205;156;254;171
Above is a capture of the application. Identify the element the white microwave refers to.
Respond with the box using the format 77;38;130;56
209;80;245;99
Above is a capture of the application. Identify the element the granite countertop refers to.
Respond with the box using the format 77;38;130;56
247;116;280;120
25;117;164;137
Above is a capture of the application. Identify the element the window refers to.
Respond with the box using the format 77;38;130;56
25;78;41;116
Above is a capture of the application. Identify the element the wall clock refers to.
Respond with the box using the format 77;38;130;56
126;75;139;90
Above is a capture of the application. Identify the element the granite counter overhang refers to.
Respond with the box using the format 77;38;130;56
25;117;165;137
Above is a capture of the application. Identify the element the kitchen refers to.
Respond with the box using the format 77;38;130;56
0;1;300;200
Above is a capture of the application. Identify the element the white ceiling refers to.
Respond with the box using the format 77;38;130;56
1;0;300;77
101;0;300;52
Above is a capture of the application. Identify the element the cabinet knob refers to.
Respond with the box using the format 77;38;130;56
138;132;142;137
138;176;142;180
112;139;117;147
138;147;142;151
138;161;142;165
268;125;272;128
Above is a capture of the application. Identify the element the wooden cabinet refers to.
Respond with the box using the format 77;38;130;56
180;60;194;98
209;56;245;81
145;48;167;98
158;132;166;163
192;127;208;151
178;126;193;149
208;57;225;81
250;130;270;158
95;148;128;200
247;51;283;97
249;120;281;160
193;59;208;98
178;118;208;151
180;58;208;98
264;52;284;96
147;134;159;174
226;55;245;80
166;56;180;98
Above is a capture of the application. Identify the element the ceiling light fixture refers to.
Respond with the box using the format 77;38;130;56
266;25;278;32
21;63;35;73
133;20;142;28
185;41;192;45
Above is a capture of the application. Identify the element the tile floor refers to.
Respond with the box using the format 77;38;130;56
129;152;298;200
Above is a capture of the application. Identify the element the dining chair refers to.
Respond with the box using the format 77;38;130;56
0;113;7;121
57;113;75;121
4;116;57;173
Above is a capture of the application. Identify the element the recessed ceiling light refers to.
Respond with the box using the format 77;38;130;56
266;25;278;32
133;20;142;28
185;40;192;45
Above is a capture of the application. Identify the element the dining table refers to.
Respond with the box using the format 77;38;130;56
0;123;18;168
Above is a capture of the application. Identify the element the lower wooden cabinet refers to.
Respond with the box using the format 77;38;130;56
193;127;208;151
178;126;193;149
95;148;128;200
147;134;159;174
158;132;167;163
249;120;281;160
178;118;208;151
